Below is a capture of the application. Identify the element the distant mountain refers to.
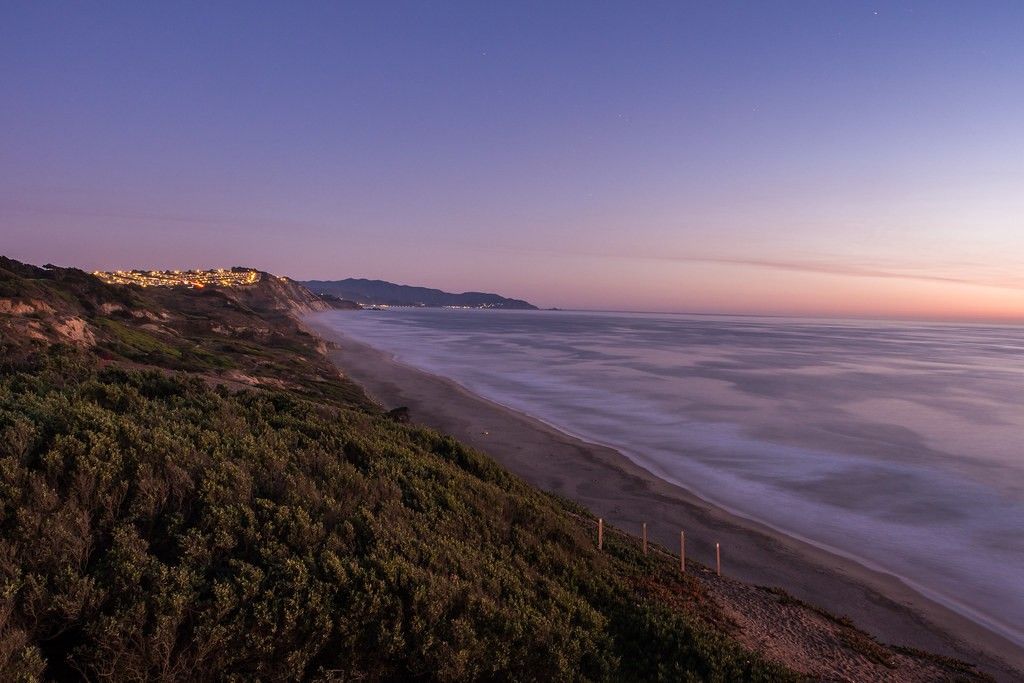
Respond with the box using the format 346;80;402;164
299;278;538;309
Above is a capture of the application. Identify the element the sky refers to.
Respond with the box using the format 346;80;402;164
2;1;1023;320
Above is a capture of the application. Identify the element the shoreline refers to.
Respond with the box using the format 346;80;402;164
306;312;1024;679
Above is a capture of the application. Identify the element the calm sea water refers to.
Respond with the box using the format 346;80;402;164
321;308;1024;646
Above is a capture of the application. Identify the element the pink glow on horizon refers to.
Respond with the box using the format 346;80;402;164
3;3;1023;323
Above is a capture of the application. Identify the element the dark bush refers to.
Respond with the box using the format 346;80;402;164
0;353;793;681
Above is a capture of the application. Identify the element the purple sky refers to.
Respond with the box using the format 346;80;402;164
2;2;1023;319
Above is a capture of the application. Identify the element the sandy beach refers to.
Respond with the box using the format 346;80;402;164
307;313;1024;680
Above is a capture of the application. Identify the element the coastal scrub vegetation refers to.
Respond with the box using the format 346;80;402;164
0;348;793;681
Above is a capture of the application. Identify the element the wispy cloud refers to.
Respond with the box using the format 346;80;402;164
689;256;1024;291
476;243;1024;293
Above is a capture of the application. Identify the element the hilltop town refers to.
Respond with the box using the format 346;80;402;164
92;267;267;289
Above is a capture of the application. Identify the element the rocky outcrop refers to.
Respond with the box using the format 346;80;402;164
52;317;96;346
223;274;332;316
0;298;56;315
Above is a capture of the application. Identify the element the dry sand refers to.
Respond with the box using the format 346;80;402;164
307;313;1024;681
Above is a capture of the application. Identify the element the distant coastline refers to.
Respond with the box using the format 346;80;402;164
299;277;537;309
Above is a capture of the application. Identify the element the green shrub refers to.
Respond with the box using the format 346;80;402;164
0;352;794;681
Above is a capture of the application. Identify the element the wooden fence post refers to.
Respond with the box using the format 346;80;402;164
680;531;685;573
716;542;721;576
598;518;603;551
642;523;648;555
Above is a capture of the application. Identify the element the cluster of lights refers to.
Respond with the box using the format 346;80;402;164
92;268;262;289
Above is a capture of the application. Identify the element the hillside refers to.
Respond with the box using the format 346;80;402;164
300;278;537;309
0;257;992;681
0;258;369;408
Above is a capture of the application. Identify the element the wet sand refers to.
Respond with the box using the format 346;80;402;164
307;313;1024;680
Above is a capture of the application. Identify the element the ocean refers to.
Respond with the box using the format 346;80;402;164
320;308;1024;647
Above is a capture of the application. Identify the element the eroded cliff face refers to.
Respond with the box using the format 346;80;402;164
226;273;333;315
0;296;100;349
0;258;353;396
0;299;55;316
0;299;73;346
0;298;163;348
0;259;337;345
